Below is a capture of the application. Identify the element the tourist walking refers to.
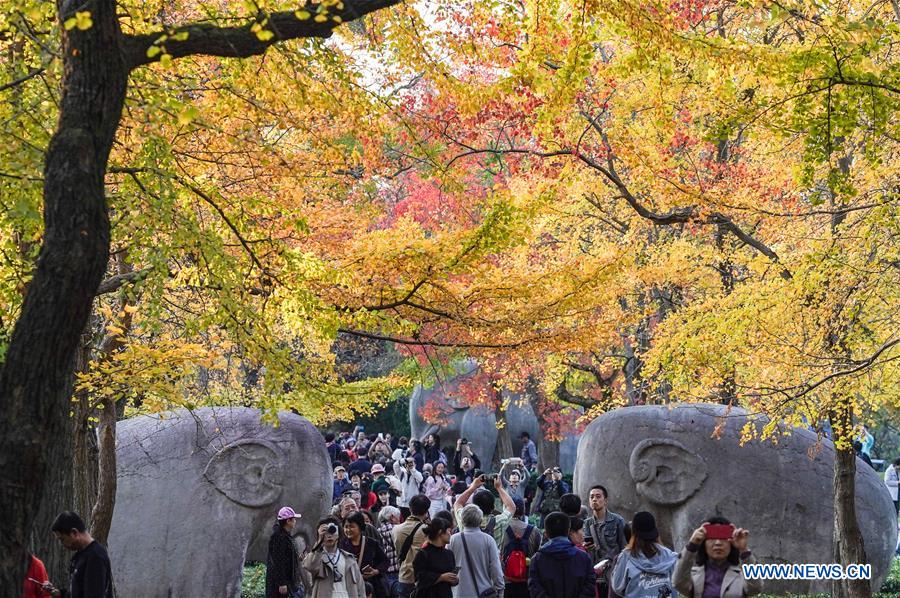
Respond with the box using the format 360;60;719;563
448;504;505;598
527;512;596;598
412;517;459;598
393;494;431;598
610;512;678;598
266;506;304;598
673;517;762;598
303;517;366;598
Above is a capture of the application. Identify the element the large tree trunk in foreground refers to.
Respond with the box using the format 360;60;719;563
0;0;127;591
830;404;872;598
28;416;75;586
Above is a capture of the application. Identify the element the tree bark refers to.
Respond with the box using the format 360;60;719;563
494;399;514;471
830;404;872;598
90;256;134;545
0;0;127;591
27;415;74;585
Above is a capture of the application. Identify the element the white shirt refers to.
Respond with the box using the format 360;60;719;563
884;465;899;501
323;548;350;598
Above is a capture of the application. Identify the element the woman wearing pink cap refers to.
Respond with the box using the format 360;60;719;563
266;506;304;598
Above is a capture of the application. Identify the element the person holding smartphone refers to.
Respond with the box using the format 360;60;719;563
673;517;763;598
303;517;366;598
340;511;391;598
412;517;458;598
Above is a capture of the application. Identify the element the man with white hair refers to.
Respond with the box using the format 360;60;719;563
378;506;403;597
449;504;505;598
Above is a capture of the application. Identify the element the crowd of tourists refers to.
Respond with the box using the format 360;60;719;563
265;427;765;598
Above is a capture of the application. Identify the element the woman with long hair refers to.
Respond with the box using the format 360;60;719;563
610;512;678;598
412;517;458;598
424;461;452;519
340;511;390;598
673;517;762;598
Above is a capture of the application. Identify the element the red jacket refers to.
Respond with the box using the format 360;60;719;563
24;555;49;598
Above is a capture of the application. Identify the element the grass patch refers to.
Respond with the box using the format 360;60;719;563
242;562;265;598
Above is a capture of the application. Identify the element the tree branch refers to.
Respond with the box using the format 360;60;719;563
123;0;402;70
554;382;599;408
337;327;534;349
95;267;153;295
0;67;45;93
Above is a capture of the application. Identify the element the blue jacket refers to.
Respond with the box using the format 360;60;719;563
528;537;596;598
333;478;353;502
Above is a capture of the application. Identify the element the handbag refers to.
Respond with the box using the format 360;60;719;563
460;531;499;598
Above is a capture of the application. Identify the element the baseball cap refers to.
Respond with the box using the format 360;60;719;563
371;463;385;474
277;506;300;521
334;465;346;473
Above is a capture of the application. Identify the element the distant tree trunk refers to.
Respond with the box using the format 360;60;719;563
830;403;872;598
89;256;133;545
494;398;514;471
0;0;127;591
74;324;100;521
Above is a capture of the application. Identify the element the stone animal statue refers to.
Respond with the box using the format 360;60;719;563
573;404;897;594
108;407;331;597
409;366;578;471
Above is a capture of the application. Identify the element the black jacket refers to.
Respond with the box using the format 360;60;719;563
64;541;113;598
266;527;299;598
340;535;390;598
413;543;456;598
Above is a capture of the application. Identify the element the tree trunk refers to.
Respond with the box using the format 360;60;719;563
74;323;100;522
27;415;74;585
0;0;127;591
830;404;872;598
494;401;514;471
90;398;118;545
90;255;133;544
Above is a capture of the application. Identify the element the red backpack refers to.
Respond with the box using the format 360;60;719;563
502;524;534;582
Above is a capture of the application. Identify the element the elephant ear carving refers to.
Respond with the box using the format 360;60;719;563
629;439;707;506
204;439;284;507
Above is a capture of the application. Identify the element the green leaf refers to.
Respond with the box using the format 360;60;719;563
146;45;162;58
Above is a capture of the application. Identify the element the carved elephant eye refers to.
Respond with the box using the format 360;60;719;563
204;440;285;507
629;439;707;506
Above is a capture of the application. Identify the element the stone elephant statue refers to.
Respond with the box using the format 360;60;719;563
573;404;897;594
409;367;578;472
108;407;331;597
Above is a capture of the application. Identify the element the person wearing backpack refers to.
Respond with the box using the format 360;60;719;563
500;497;539;598
610;512;678;598
393;495;431;598
527;512;596;598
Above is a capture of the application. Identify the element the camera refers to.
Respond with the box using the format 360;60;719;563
460;438;468;445
481;473;498;484
325;523;339;535
501;458;523;465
